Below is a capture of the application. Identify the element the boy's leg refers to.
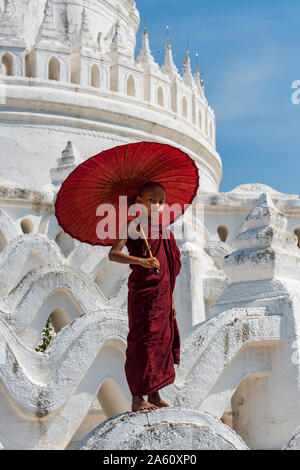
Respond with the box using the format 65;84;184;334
147;390;170;408
131;395;159;411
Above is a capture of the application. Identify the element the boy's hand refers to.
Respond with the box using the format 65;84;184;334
139;257;160;270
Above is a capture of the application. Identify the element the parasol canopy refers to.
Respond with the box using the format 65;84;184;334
54;141;199;246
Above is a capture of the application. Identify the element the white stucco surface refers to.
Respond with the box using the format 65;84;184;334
1;0;300;452
77;408;249;450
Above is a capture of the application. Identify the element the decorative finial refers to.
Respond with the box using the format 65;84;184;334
161;26;179;78
78;4;95;47
194;52;201;89
3;0;17;17
35;0;60;44
81;6;88;32
0;0;20;39
50;141;83;187
182;45;193;85
200;71;204;88
137;18;156;67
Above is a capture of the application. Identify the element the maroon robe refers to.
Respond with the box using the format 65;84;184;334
124;222;181;396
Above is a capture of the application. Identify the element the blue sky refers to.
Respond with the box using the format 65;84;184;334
134;0;300;195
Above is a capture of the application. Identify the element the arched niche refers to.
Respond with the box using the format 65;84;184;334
15;251;47;288
229;373;270;449
35;312;56;352
55;230;75;258
97;378;130;419
1;53;13;76
67;375;130;449
28;287;85;350
0;230;6;252
198;110;202;130
294;228;300;249
217;224;229;243
25;53;32;78
35;300;79;352
48;56;60;81
109;65;114;91
126;74;135;97
221;402;234;429
182;96;187;118
157;86;164;107
91;64;100;88
70;59;79;85
51;306;72;332
20;218;34;234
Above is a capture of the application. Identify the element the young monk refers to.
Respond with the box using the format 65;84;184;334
108;181;181;412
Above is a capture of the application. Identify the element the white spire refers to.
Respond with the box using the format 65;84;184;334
137;25;155;67
0;0;22;40
81;7;90;35
110;19;120;54
50;141;83;187
77;7;99;50
194;51;205;95
79;7;92;40
161;27;179;78
1;0;16;18
194;52;201;89
110;19;129;59
200;71;205;93
36;0;60;44
182;49;194;86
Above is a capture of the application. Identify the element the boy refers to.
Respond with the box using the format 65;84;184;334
108;181;181;412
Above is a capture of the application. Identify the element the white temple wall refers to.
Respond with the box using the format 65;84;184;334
0;0;140;58
0;47;25;76
0;97;221;192
2;0;300;451
202;207;300;246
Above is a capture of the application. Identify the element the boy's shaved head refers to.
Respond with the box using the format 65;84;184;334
138;181;166;198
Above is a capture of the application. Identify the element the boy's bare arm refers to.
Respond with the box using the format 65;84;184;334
171;293;176;319
108;238;143;265
108;236;160;270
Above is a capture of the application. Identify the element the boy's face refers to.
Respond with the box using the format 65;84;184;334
135;186;166;219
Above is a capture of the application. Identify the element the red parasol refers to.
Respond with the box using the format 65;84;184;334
54;141;199;247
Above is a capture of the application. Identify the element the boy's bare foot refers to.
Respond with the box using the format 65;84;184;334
131;395;159;412
148;391;170;408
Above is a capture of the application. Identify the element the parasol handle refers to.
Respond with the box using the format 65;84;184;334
138;220;160;276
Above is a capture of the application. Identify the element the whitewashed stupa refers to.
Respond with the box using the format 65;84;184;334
1;0;300;450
